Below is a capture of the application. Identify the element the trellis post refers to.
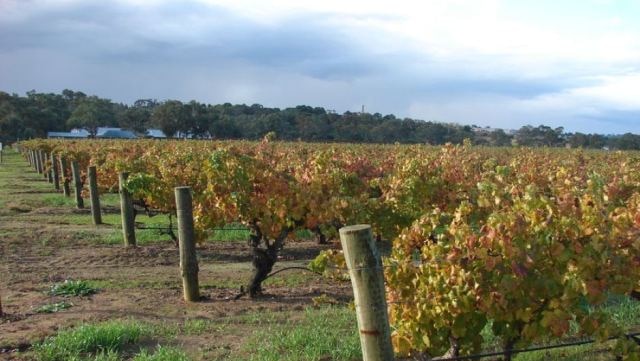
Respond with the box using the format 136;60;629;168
339;224;394;361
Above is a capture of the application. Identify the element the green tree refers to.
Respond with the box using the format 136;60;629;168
151;100;187;138
67;96;116;137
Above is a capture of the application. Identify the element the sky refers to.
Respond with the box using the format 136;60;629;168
1;0;640;134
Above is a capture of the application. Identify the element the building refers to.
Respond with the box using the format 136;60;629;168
48;127;136;139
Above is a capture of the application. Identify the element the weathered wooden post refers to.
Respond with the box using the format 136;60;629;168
45;153;53;183
41;151;48;179
339;224;394;361
175;186;200;301
52;153;60;191
119;172;136;247
88;166;102;225
36;150;43;174
59;156;71;197
70;160;84;209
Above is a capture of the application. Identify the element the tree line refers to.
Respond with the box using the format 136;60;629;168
1;89;639;149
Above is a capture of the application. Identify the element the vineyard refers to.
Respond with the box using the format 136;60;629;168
3;139;640;360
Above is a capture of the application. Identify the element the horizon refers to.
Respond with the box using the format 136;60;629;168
1;0;639;134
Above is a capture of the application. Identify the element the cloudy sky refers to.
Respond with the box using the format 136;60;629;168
1;0;639;133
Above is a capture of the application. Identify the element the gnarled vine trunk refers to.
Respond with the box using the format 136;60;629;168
247;223;291;298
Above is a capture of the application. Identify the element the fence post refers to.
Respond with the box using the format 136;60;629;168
175;186;200;302
71;160;84;209
36;150;43;174
45;153;53;183
119;172;136;247
52;153;60;191
41;151;48;179
59;156;71;197
339;224;395;361
88;166;102;225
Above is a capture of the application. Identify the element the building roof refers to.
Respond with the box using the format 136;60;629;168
47;131;89;138
145;129;167;138
97;129;137;139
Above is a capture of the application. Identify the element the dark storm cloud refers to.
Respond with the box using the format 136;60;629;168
0;0;576;94
0;1;381;81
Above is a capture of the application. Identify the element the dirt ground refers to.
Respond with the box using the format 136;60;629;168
0;151;352;360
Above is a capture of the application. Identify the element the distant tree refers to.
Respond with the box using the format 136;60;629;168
118;106;151;133
611;133;640;150
185;101;211;138
67;96;116;137
151;100;187;138
515;125;564;147
209;114;242;139
489;129;513;147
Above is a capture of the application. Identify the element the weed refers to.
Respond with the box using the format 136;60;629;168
35;301;73;314
50;280;98;297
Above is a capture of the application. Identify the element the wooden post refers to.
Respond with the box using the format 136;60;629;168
71;161;84;209
88;166;102;225
175;186;200;301
59;156;71;197
36;150;43;174
339;224;394;361
119;172;136;247
45;153;53;183
41;151;47;179
52;153;60;191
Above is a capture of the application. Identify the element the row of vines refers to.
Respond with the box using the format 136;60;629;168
19;138;640;359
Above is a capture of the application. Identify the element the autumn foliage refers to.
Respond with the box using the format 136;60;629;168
20;139;640;358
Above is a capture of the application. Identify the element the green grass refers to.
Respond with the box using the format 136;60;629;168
42;194;80;207
50;280;98;297
243;306;361;361
181;318;228;335
132;346;192;361
33;321;145;361
31;320;195;361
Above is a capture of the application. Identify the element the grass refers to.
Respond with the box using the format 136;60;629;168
33;321;145;361
132;346;192;361
50;280;98;297
32;320;195;361
243;306;361;361
42;194;80;207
